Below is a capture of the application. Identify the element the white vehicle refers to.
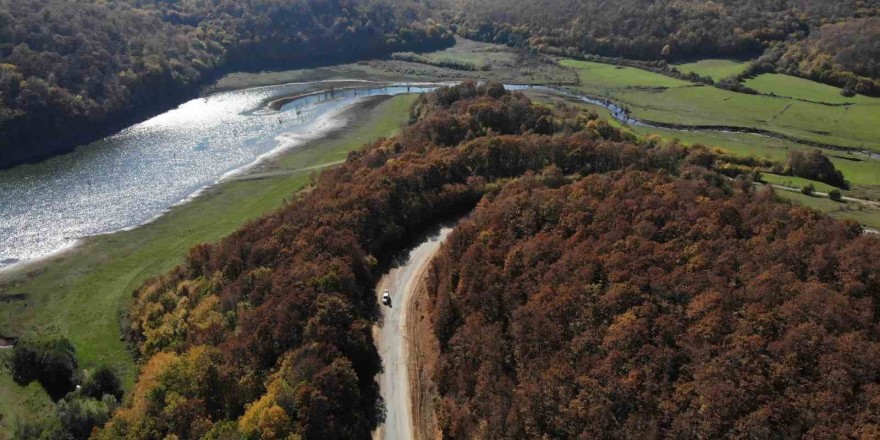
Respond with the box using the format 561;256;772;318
382;291;392;306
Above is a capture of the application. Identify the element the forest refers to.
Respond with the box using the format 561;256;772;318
10;82;879;438
425;149;880;437
446;0;880;92
4;0;880;170
82;82;600;440
9;82;679;438
0;0;453;169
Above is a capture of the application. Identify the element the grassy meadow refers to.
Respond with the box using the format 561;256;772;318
558;58;880;152
675;59;750;80
560;59;691;89
743;73;878;104
776;190;880;229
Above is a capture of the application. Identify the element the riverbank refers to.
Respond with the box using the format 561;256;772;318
0;93;419;436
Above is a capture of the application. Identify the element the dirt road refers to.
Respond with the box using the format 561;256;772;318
372;226;453;440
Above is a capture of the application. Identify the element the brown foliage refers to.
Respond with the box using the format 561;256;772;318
427;168;880;438
101;83;669;439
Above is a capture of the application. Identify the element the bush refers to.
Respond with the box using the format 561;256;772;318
57;394;117;440
801;183;816;195
12;337;78;400
829;189;843;201
82;366;122;400
786;149;847;188
14;418;73;440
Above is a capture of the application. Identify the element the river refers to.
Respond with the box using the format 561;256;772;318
2;79;850;270
0;81;437;269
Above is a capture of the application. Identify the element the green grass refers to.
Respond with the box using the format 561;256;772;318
760;173;838;193
775;190;880;229
560;59;692;90
675;59;750;80
0;94;418;436
623;124;880;189
561;58;880;152
0;355;55;439
744;73;880;105
613;85;880;151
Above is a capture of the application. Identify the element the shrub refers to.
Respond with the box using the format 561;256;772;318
829;189;843;201
14;418;73;440
82;366;123;400
12;337;78;400
57;394;117;440
801;183;816;195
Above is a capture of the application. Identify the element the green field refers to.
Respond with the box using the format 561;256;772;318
760;173;839;193
776;190;880;229
0;94;418;436
531;88;880;197
675;59;750;80
744;73;879;105
623;124;880;190
559;58;880;152
561;58;880;151
560;59;691;90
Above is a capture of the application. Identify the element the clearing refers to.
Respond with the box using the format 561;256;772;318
675;59;750;80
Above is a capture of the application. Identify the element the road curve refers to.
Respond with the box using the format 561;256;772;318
373;226;454;440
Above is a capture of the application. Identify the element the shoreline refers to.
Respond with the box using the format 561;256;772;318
0;88;387;277
0;93;392;283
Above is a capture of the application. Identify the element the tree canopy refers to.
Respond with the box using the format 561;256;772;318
0;0;453;168
90;83;880;439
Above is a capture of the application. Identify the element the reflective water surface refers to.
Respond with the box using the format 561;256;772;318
0;82;437;268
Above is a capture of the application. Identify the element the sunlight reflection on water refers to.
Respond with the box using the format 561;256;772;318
0;83;437;268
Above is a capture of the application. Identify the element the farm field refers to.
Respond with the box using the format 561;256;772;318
560;59;691;90
744;73;879;104
675;59;750;80
559;59;880;152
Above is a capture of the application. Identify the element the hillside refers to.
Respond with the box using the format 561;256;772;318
445;0;880;91
777;17;880;95
426;156;880;437
0;0;452;169
4;83;844;439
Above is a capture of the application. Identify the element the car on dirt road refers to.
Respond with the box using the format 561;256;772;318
382;291;392;306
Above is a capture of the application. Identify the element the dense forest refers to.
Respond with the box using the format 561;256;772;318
83;83;599;439
426;154;880;437
4;0;880;169
777;17;880;95
0;0;453;169
13;82;878;438
63;83;735;439
446;0;880;91
12;83;844;439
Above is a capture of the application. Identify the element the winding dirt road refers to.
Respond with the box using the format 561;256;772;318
372;226;453;440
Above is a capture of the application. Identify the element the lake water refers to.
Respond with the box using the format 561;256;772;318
0;82;437;268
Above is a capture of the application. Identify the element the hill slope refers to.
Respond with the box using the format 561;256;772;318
88;83;880;439
0;0;452;169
